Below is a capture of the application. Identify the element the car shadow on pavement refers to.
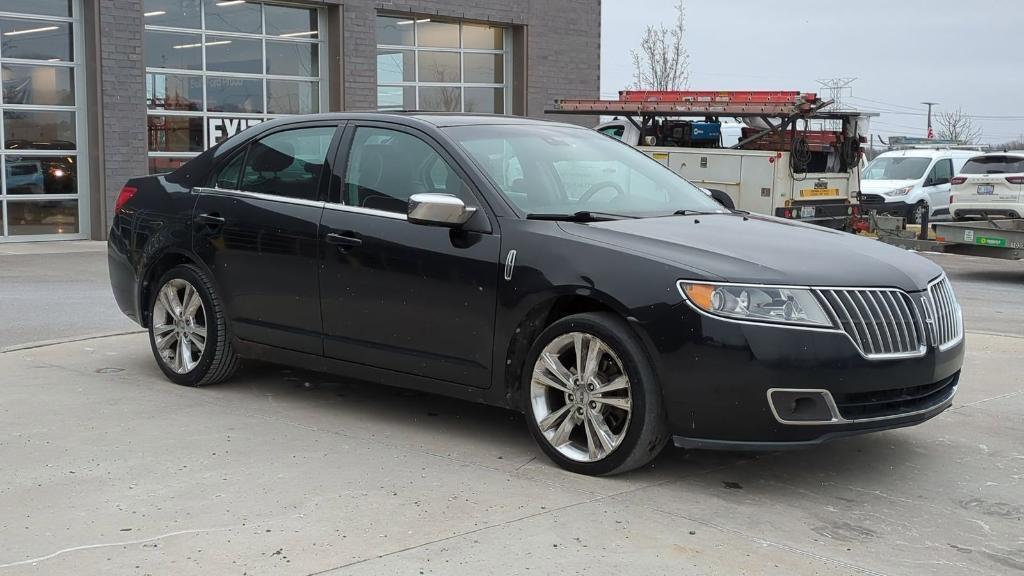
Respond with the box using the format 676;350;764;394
188;359;927;490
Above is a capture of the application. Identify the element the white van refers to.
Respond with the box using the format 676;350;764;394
949;151;1024;220
860;148;978;223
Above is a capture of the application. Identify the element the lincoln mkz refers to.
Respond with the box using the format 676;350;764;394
109;113;964;475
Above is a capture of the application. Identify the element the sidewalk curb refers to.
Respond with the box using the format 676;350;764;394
2;329;146;354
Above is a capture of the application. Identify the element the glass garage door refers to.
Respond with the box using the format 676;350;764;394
143;0;326;174
0;0;88;241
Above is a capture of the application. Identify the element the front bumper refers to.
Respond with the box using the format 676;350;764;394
859;195;914;217
648;302;964;448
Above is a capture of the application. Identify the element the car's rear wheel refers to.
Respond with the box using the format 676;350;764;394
149;264;238;386
523;312;668;475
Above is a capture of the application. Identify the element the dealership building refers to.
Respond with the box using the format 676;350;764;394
0;0;599;242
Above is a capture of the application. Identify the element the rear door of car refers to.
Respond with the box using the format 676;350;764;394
191;121;343;355
317;121;501;388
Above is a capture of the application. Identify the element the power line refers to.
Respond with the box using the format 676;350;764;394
848;95;923;112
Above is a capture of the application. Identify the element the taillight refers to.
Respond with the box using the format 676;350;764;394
1007;176;1024;184
950;176;967;185
115;185;137;212
783;209;792;218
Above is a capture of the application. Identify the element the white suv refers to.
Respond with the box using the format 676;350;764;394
860;148;977;223
950;151;1024;220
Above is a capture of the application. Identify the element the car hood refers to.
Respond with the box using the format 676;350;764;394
860;179;918;194
559;213;941;292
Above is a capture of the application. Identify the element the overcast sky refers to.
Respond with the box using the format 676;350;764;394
601;0;1024;145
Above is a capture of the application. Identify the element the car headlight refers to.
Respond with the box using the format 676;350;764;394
678;282;834;327
885;186;914;197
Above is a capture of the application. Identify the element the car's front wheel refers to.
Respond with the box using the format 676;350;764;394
523;312;668;475
908;201;927;225
149;264;239;386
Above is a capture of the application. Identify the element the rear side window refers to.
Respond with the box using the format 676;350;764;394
238;126;336;200
928;159;953;184
961;155;1024;175
214;152;244;189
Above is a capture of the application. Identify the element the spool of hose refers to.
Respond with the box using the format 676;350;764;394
840;138;861;170
790;135;811;173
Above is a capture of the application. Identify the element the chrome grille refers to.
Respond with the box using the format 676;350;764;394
925;276;963;349
816;288;926;358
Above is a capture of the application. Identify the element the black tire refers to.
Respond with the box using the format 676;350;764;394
522;312;669;476
907;201;927;225
707;188;735;210
149;264;239;387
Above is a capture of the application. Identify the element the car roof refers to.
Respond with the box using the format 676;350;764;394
256;111;577;130
874;148;979;159
975;150;1024;158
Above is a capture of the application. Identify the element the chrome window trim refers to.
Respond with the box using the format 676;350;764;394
323;202;408;221
767;384;957;426
676;280;934;362
195;186;325;209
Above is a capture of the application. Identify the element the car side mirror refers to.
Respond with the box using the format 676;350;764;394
407;193;477;228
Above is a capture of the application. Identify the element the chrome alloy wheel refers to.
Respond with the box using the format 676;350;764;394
530;332;633;462
152;278;207;374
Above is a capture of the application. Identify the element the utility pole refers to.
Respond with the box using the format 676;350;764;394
816;77;856;130
922;101;939;139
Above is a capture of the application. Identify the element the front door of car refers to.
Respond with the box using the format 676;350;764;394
318;123;500;388
924;158;953;212
192;122;341;355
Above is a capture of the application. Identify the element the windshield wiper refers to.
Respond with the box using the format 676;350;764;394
526;211;637;222
671;209;718;216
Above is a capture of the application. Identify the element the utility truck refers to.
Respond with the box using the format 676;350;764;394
548;91;876;229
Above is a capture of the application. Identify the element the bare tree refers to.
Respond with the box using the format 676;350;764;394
630;1;690;91
935;108;983;144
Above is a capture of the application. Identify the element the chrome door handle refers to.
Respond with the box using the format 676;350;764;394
326;232;362;249
197;213;226;226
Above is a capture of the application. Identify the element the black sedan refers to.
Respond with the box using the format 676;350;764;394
108;113;964;476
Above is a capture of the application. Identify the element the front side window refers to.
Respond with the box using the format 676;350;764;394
599;125;625;140
143;0;324;174
447;124;723;217
344;127;472;214
238;126;335;200
376;16;508;114
862;157;931;180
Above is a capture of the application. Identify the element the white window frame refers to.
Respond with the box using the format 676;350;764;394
144;0;327;172
0;2;90;241
376;15;512;114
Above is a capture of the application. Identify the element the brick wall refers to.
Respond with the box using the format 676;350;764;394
97;0;148;222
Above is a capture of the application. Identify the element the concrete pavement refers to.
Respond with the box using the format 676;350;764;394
0;330;1021;575
0;242;140;350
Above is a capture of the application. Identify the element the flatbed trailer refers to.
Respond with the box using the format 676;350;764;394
878;219;1024;260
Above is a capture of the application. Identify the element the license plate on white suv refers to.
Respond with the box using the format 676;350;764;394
800;206;816;218
977;184;995;195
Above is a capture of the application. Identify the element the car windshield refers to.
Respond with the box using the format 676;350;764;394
862;156;931;180
444;124;725;218
961;155;1024;174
